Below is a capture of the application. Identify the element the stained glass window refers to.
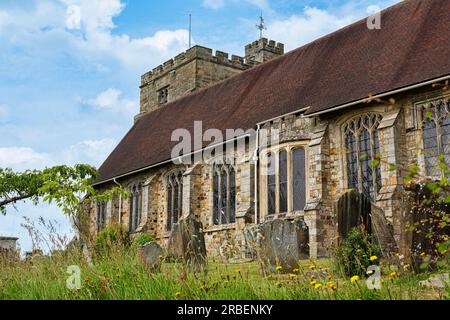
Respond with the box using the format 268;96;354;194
344;113;383;202
167;171;184;231
293;148;306;211
279;150;288;213
419;98;450;178
212;164;236;225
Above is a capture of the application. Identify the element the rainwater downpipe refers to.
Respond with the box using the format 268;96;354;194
253;124;261;225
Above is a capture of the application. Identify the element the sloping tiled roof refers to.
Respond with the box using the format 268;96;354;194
97;0;450;184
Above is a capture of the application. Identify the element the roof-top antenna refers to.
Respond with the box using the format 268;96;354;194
189;13;192;48
256;12;266;39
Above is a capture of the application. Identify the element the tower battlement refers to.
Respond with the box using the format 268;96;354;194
138;38;284;118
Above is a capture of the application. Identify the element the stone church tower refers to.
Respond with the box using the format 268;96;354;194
137;38;284;120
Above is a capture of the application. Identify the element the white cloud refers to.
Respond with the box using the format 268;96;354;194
65;4;81;30
63;138;117;167
0;147;52;171
203;0;270;11
0;0;190;73
87;88;137;115
202;0;225;9
266;7;356;51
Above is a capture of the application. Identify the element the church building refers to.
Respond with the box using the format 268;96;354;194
91;0;450;259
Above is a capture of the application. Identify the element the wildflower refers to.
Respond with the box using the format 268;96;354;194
310;274;316;280
388;271;397;280
276;265;283;271
288;274;297;279
174;292;182;298
356;249;363;253
314;283;323;289
327;282;337;290
420;252;426;257
235;269;241;273
310;280;317;286
369;256;378;262
293;268;299;273
403;264;410;269
309;265;316;270
275;282;282;288
350;275;360;283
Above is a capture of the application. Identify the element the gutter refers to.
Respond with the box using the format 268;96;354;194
303;75;450;118
93;133;253;187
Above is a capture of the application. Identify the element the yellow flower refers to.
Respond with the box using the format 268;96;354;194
314;283;323;289
369;256;378;262
276;265;283;271
420;252;426;257
275;282;282;288
288;274;297;279
309;265;316;270
310;274;316;280
174;292;182;297
388;271;397;280
327;282;337;290
235;269;241;273
293;268;300;273
310;280;317;286
403;264;410;269
350;275;360;283
356;249;363;253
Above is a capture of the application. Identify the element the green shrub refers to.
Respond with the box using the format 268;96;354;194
133;233;155;247
95;224;130;255
335;227;382;277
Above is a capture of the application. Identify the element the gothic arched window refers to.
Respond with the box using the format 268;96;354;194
167;171;184;231
264;147;307;216
344;113;383;202
97;201;107;232
212;164;236;225
129;183;142;233
267;152;276;216
419;97;450;177
279;150;288;213
293;148;306;211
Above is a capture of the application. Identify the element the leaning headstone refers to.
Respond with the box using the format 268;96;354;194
167;215;207;267
138;242;163;271
371;204;397;253
335;190;371;241
258;218;309;273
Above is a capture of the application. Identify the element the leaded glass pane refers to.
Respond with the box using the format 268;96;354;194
279;151;288;213
374;128;382;193
346;132;358;190
293;148;306;211
441;114;450;175
267;153;276;215
360;129;374;202
422;110;439;177
229;167;236;223
173;181;179;225
213;172;219;225
166;184;172;230
221;170;228;224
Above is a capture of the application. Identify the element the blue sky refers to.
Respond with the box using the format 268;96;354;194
0;0;400;252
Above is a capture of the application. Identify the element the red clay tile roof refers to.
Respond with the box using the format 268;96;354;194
96;0;450;184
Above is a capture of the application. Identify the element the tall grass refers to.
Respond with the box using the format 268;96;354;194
0;245;448;300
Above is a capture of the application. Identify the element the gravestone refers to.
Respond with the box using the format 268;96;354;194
138;241;163;271
335;190;371;241
371;204;397;252
167;215;207;266
258;218;309;273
